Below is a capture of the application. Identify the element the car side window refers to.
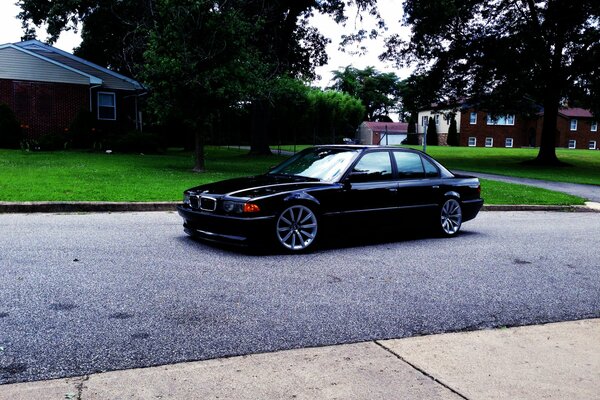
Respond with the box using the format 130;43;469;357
393;152;425;179
421;157;440;178
350;152;393;182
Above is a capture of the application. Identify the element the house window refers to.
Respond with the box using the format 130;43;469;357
505;138;513;148
589;141;597;150
486;114;516;125
485;137;493;147
98;92;116;120
468;137;476;147
568;140;576;149
421;116;428;127
592;121;598;132
469;112;477;124
570;119;577;131
435;115;440;125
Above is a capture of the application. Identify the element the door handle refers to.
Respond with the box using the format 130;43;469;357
388;188;398;192
432;185;440;189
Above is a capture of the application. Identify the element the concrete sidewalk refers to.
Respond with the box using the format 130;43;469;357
1;319;598;400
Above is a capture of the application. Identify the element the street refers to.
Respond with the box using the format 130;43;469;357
1;210;599;384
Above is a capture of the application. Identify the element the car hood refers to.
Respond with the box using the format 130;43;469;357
187;175;332;199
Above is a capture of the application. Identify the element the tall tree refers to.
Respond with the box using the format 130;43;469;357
329;66;403;121
143;0;263;171
385;0;600;165
18;0;382;162
17;0;153;76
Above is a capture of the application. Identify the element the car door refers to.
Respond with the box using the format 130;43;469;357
339;150;400;221
392;151;438;216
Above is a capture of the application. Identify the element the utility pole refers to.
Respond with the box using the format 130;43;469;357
423;117;427;153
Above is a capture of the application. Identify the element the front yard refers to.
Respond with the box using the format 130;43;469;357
0;147;588;205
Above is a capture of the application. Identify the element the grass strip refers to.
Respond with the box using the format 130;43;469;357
0;147;587;204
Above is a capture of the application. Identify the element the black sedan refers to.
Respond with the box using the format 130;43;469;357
177;146;483;252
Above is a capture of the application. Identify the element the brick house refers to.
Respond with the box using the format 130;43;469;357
0;40;144;140
554;108;598;150
357;121;409;145
419;103;598;150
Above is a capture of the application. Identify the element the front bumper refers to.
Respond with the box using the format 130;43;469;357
177;205;275;245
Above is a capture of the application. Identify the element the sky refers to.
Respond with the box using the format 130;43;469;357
0;0;412;88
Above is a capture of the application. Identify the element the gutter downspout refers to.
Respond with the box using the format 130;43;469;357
89;84;102;114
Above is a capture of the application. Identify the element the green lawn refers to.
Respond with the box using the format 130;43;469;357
0;148;284;202
0;147;587;204
479;179;583;205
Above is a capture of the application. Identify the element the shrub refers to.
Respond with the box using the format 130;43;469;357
0;104;23;149
447;117;459;146
426;116;438;146
108;131;164;154
69;109;98;149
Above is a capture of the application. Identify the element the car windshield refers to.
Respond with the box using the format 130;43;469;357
268;148;359;182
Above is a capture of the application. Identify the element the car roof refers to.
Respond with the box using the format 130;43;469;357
313;145;423;153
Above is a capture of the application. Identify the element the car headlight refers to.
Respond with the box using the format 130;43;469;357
223;201;244;213
183;192;191;205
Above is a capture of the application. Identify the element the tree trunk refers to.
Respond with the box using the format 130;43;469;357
533;35;565;166
534;99;561;165
249;101;272;156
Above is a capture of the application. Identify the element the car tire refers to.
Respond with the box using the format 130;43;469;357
438;198;462;236
275;204;319;252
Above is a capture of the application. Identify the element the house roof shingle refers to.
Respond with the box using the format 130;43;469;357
558;108;593;118
362;121;408;134
10;40;143;91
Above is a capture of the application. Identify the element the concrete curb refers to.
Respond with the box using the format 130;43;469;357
0;201;598;214
0;201;179;214
482;204;598;212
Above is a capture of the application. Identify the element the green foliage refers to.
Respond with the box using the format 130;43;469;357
107;131;164;154
69;109;97;149
329;66;402;121
446;117;459;146
307;89;366;143
403;118;419;144
142;0;265;169
0;104;23;149
390;0;600;163
17;0;384;160
426;117;438;146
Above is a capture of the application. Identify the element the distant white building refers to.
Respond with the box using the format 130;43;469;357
417;108;461;145
357;121;408;145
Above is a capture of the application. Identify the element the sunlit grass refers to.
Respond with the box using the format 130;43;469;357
0;146;587;204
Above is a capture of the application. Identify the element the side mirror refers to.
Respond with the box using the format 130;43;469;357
347;171;369;183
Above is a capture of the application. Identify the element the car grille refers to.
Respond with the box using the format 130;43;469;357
200;197;217;211
189;195;217;212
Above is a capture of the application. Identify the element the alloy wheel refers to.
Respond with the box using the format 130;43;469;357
440;198;462;235
276;205;318;251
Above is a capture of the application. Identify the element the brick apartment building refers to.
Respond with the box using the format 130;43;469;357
419;104;598;150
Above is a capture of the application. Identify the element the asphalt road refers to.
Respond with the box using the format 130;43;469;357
1;211;599;384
